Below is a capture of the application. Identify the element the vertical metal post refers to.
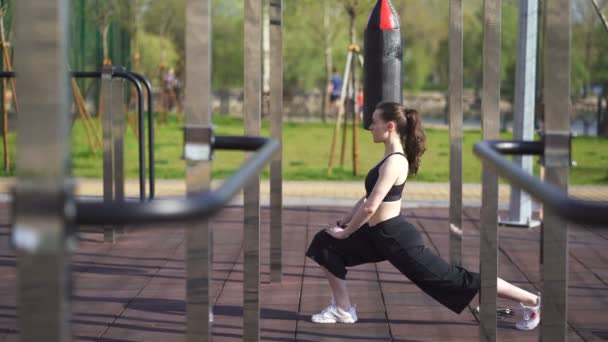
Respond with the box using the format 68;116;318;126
541;0;570;340
185;0;213;340
351;49;359;176
479;0;500;340
112;73;125;234
13;0;72;341
244;0;262;339
449;0;463;266
101;68;115;242
501;0;539;228
269;0;283;283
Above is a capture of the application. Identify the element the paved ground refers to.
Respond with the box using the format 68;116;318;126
0;202;607;341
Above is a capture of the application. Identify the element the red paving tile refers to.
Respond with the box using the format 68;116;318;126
0;205;606;341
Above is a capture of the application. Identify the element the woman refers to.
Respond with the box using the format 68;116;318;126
306;102;541;331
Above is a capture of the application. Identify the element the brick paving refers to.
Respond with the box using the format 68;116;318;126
0;203;607;341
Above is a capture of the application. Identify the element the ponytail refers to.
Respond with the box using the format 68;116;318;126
376;103;426;176
401;109;426;175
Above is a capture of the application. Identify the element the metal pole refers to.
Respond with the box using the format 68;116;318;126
541;0;570;340
501;0;539;228
101;67;116;242
449;0;463;266
479;0;500;340
111;73;125;235
327;52;352;174
244;0;262;339
184;0;213;339
351;48;359;176
13;0;73;341
130;72;155;200
269;0;283;283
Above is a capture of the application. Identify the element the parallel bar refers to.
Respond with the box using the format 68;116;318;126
473;140;608;225
130;72;155;199
448;0;463;266
101;68;115;242
504;0;538;227
72;70;150;201
113;70;145;201
541;0;570;340
13;0;72;341
184;0;213;339
244;0;262;339
269;0;283;283
75;137;279;225
479;0;501;340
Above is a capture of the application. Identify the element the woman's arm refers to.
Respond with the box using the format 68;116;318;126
327;156;406;238
338;196;366;226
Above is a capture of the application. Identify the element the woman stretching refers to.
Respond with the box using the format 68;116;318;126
306;102;541;331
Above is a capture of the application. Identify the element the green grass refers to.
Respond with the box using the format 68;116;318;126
1;114;607;185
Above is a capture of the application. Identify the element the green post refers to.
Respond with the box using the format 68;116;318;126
0;0;6;173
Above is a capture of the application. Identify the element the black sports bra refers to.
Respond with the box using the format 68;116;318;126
364;152;407;202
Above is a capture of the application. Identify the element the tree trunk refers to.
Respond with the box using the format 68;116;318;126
599;85;608;136
0;10;8;172
321;2;332;123
583;29;592;98
102;23;110;65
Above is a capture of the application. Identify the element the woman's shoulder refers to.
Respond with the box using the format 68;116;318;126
384;152;407;163
379;153;408;170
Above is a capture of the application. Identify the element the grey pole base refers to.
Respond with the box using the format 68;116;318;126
498;218;541;228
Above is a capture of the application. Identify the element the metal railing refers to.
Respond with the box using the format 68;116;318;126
474;138;608;341
76;135;279;225
473;140;608;226
1;69;156;201
72;68;153;201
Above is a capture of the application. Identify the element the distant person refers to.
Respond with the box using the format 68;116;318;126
328;68;343;116
357;86;364;119
163;68;178;112
306;102;541;331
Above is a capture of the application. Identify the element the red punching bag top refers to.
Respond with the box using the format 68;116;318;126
367;0;400;30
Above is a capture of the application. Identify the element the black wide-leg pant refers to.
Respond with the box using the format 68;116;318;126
306;215;480;314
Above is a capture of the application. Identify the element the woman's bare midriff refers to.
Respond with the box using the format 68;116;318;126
368;200;402;227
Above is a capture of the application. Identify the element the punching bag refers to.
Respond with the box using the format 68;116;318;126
363;0;403;129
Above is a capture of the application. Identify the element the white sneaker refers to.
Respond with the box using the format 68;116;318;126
516;296;541;331
311;304;358;324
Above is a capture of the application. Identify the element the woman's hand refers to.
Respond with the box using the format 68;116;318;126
325;226;349;240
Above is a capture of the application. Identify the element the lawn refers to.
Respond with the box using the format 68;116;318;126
1;114;607;185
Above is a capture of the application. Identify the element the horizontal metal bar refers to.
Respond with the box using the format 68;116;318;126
71;71;102;78
474;140;608;226
214;136;271;151
489;140;544;155
75;136;279;225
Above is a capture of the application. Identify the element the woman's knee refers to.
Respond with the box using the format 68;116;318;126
310;230;332;247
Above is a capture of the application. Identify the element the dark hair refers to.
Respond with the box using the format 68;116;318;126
375;102;426;175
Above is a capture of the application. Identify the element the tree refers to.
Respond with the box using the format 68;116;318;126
211;0;244;89
88;0;128;65
144;0;185;71
393;0;449;91
297;0;343;120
